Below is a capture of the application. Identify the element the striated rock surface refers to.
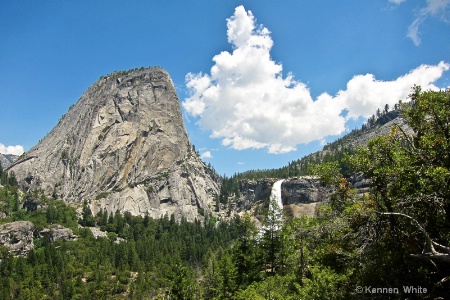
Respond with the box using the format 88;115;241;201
238;178;276;210
9;67;220;222
0;221;34;255
349;172;371;197
281;177;331;205
0;153;17;169
341;112;413;149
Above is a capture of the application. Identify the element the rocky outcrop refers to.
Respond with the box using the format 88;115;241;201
0;221;34;255
10;67;220;222
89;227;108;239
349;172;371;196
40;224;77;242
0;222;79;255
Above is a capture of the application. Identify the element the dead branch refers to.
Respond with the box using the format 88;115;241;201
377;211;450;262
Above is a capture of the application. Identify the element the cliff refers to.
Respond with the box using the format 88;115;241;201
9;67;219;221
234;177;332;218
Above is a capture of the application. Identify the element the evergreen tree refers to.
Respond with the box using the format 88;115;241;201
261;196;284;276
232;214;262;288
80;200;95;226
217;252;238;299
202;249;221;299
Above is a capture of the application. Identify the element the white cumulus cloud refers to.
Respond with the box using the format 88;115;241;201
183;5;449;154
200;151;213;159
0;143;24;155
334;61;449;119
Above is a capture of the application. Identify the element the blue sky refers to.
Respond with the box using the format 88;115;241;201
1;0;449;176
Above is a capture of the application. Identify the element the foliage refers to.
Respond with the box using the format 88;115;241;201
0;188;242;299
347;86;450;295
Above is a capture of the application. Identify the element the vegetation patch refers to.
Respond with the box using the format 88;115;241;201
95;192;109;200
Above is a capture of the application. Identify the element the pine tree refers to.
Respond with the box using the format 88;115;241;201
232;214;262;288
261;196;284;276
80;200;95;226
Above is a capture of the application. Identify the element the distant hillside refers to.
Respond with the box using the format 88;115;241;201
0;153;18;169
322;110;412;151
235;108;412;180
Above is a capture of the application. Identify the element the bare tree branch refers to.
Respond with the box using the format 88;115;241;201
377;211;450;262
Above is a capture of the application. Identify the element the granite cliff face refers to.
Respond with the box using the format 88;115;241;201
281;177;330;205
9;67;219;221
236;175;370;218
236;177;332;218
0;153;17;169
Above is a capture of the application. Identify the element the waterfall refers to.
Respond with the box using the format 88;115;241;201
270;179;285;210
268;179;285;231
257;179;285;239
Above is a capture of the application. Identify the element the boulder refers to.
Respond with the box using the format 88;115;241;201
40;224;77;242
0;221;34;255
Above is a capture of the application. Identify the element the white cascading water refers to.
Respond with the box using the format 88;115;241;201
258;179;285;239
270;179;285;211
266;179;285;232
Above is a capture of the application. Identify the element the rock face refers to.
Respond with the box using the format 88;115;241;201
281;177;331;205
237;177;331;211
0;153;17;169
40;225;77;242
340;112;413;149
236;176;373;217
238;179;276;211
0;221;34;255
349;172;371;197
10;67;220;221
